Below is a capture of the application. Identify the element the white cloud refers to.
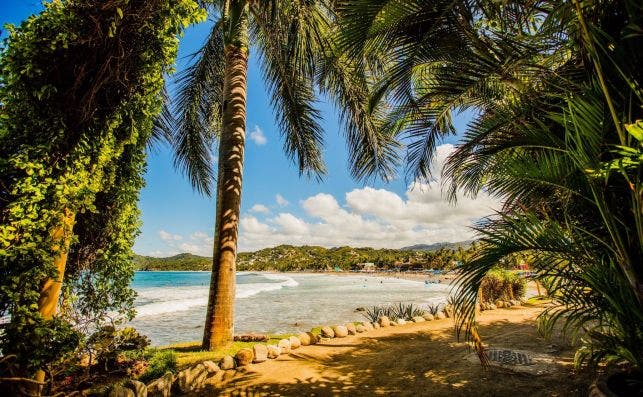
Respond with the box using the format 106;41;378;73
275;194;289;207
249;125;267;146
159;230;182;242
249;204;270;214
232;144;502;251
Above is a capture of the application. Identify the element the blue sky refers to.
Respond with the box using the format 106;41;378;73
2;2;498;256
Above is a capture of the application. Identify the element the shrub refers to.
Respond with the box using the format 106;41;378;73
479;269;526;302
362;303;427;322
139;349;177;383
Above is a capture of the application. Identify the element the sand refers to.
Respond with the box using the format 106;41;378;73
191;303;592;396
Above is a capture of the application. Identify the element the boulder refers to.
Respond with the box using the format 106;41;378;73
396;319;407;325
219;355;236;370
412;316;425;323
175;363;208;393
495;300;505;308
253;344;268;363
233;333;268;342
267;344;281;359
146;372;174;397
298;332;312;346
345;323;357;335
435;311;446;320
378;316;390;327
306;331;318;345
289;336;301;349
372;322;380;329
109;386;135;397
235;348;254;366
320;326;335;338
332;325;349;337
422;313;435;321
505;300;513;307
389;320;397;326
126;380;147;397
488;303;497;310
512;300;521;307
363;322;374;331
355;324;366;333
202;360;220;374
278;338;291;354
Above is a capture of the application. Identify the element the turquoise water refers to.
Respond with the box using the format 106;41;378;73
129;271;451;346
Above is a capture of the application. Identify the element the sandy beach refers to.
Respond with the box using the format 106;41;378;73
187;302;591;396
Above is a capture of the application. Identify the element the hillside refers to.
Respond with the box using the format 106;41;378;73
400;240;474;251
135;242;476;272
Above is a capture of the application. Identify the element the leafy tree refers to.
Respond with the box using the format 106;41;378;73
0;0;205;390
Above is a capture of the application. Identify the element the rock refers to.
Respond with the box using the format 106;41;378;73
308;331;319;344
505;300;513;307
363;322;374;331
253;344;268;363
412;316;425;323
332;325;349;337
127;380;147;397
422;314;435;321
378;316;390;327
219;355;235;370
320;326;335;338
396;319;407;325
146;372;173;397
278;338;291;354
289;336;301;349
355;307;366;312
488;303;497;310
267;344;281;358
389;320;397;326
298;332;312;346
372;322;380;329
355;324;366;333
202;360;219;374
175;363;208;393
345;323;357;335
235;348;254;366
435;311;446;320
109;386;135;397
512;300;521;307
495;300;505;308
234;333;268;342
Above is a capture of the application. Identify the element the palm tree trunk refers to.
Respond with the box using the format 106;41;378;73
202;39;248;350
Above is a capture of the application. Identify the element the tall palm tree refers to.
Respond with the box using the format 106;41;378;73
170;0;398;350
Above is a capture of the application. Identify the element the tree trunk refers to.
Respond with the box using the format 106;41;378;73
202;43;248;350
33;208;76;391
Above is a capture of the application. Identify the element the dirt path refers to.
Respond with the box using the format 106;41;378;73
195;305;592;396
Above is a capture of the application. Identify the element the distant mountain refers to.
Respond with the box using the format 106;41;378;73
134;253;211;271
400;240;475;251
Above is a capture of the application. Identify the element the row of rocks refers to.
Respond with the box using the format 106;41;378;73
480;299;524;311
113;309;462;396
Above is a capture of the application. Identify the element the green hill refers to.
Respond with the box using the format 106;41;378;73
134;242;476;272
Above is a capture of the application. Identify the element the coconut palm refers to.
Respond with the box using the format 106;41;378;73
168;0;398;350
335;0;643;369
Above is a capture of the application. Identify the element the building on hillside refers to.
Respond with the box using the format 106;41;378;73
354;262;376;272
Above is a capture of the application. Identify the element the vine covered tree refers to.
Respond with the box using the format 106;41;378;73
0;0;205;391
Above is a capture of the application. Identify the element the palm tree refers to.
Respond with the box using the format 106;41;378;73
169;0;398;350
336;0;643;370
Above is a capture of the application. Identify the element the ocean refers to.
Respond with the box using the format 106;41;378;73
130;271;451;346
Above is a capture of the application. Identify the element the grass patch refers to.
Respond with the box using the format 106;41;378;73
154;334;297;369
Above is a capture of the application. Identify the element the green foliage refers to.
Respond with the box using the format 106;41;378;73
0;0;205;378
86;326;150;370
362;302;427;322
139;349;177;383
479;269;526;303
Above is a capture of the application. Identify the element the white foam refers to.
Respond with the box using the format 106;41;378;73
134;273;299;318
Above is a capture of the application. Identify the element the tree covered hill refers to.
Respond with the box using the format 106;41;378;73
134;242;476;272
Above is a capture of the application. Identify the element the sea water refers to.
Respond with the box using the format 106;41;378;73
130;271;451;346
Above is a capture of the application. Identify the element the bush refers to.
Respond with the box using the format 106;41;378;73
362;303;427;322
87;326;150;370
139;349;177;383
479;269;526;302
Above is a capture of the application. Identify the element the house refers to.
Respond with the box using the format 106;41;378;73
355;262;376;272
